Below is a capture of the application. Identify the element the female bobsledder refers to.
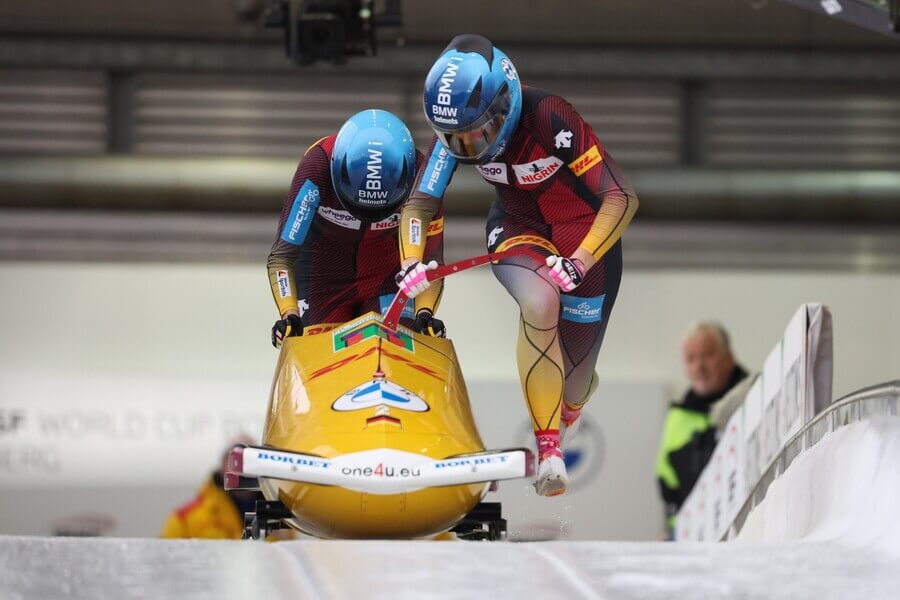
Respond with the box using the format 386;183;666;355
267;109;446;346
396;34;639;496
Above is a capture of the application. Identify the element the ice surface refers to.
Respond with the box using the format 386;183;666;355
738;416;900;558
2;417;899;599
1;536;898;600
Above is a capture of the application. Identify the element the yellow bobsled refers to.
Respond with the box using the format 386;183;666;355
225;312;532;540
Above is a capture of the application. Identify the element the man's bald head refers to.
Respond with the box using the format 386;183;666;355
681;321;736;397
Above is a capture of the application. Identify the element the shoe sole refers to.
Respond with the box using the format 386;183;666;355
537;475;568;497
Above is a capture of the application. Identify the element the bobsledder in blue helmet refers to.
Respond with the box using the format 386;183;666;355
267;108;447;347
401;34;641;498
330;109;418;221
422;33;522;164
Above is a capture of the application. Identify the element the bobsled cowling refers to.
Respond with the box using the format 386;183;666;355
228;312;533;539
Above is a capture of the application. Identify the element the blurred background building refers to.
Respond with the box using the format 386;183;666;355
0;0;898;540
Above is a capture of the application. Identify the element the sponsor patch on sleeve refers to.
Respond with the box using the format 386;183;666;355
568;145;602;177
276;270;292;298
426;217;444;237
409;217;422;246
280;180;320;245
417;145;455;198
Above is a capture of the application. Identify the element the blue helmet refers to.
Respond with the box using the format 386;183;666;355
423;34;522;164
330;109;417;222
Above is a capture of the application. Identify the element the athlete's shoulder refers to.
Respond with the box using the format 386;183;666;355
521;85;553;115
524;88;600;167
291;134;334;193
528;89;586;132
305;134;337;158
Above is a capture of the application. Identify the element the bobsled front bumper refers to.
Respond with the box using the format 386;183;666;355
225;445;535;496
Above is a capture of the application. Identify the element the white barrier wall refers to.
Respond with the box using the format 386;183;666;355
743;379;763;492
722;406;745;528
676;304;833;541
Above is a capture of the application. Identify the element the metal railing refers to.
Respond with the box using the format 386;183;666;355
724;380;900;540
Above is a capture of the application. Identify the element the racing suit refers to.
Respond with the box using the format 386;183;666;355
401;87;638;437
268;135;444;331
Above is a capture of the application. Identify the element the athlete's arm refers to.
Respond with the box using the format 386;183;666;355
399;136;457;267
266;141;327;317
538;97;639;270
573;148;638;269
415;202;445;314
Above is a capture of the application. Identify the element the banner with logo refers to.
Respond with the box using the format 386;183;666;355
743;377;764;488
708;442;727;539
0;370;268;489
722;405;745;529
781;308;806;441
761;343;783;469
806;304;834;418
675;303;833;541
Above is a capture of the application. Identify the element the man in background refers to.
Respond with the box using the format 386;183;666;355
656;322;752;536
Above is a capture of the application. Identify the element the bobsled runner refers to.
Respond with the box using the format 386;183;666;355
226;305;534;540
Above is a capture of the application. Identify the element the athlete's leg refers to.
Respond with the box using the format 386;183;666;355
557;241;623;445
487;195;574;495
492;250;571;496
492;251;564;433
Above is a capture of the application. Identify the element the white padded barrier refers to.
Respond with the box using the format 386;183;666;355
676;304;833;541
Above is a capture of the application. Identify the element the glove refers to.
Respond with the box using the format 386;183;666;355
395;260;438;299
271;314;303;348
413;310;446;338
545;255;586;292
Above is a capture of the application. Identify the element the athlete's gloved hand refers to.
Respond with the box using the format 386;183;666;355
545;255;586;292
271;314;303;348
413;310;446;338
395;260;438;298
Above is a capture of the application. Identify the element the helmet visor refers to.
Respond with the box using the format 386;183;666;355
433;83;511;163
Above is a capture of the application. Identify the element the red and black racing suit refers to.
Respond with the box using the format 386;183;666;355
401;87;638;433
267;135;444;331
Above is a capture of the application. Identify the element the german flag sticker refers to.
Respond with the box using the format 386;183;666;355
366;415;401;427
568;145;602;177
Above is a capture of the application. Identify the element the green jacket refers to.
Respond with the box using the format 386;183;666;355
656;365;748;521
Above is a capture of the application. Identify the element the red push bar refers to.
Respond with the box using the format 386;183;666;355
383;246;544;330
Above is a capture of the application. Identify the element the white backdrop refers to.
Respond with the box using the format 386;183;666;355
1;262;899;398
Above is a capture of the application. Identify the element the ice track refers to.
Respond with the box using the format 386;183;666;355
2;536;899;600
2;418;899;600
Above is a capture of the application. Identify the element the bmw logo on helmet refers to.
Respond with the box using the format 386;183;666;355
423;34;523;165
330;109;417;222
